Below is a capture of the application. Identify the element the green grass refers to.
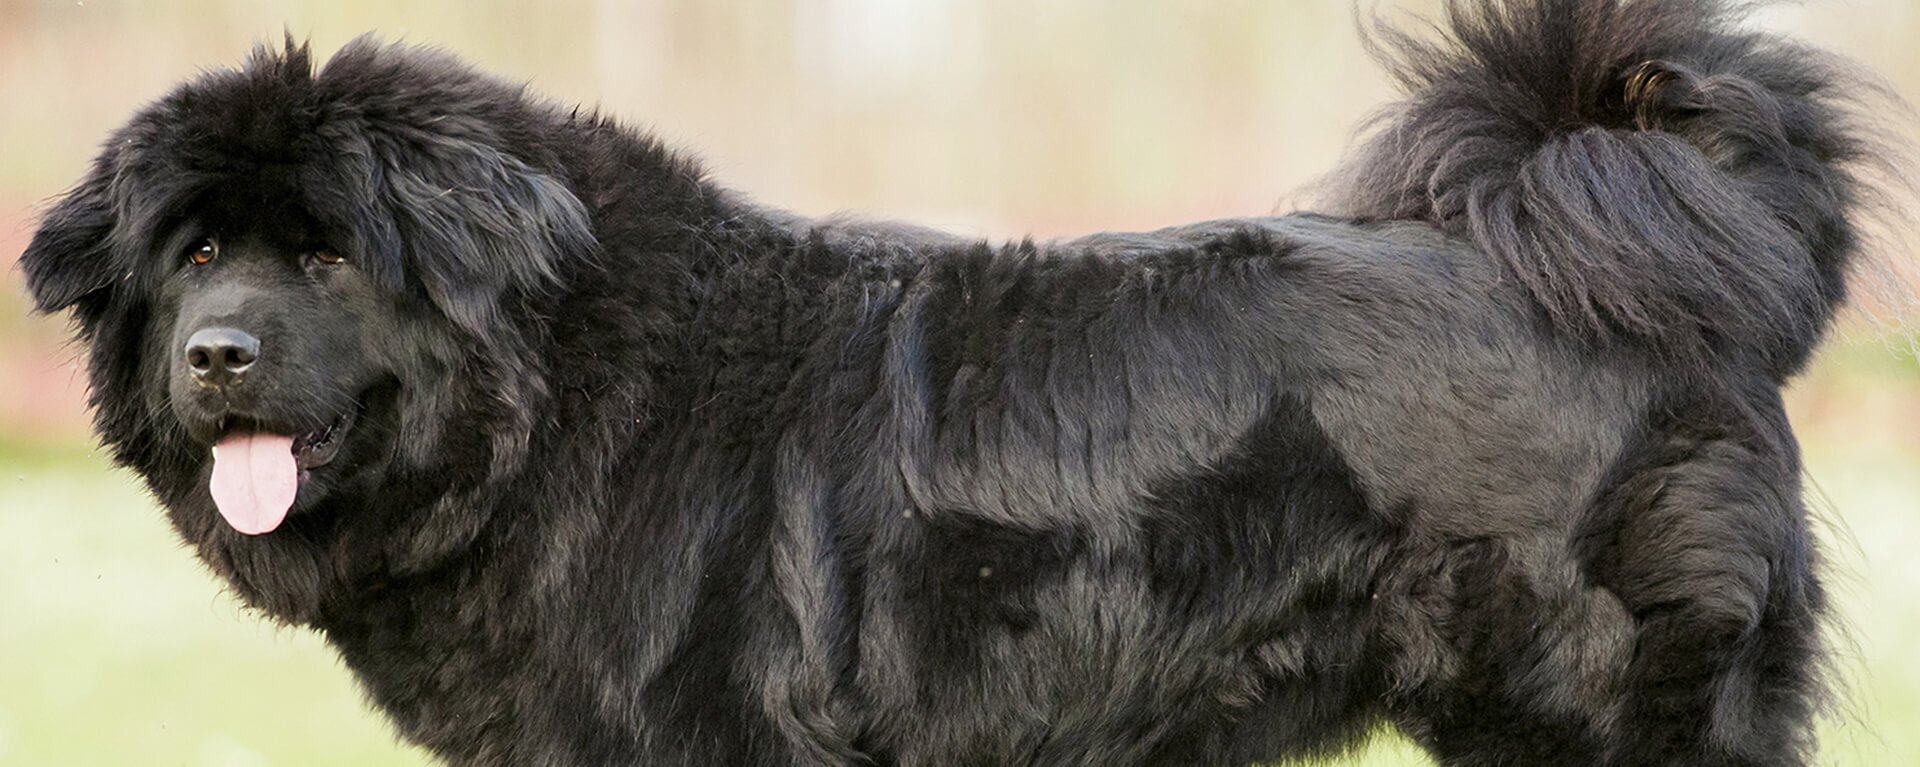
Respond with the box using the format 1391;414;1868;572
1;366;1916;765
0;450;430;766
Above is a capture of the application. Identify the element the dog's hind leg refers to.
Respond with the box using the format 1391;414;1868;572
1382;393;1828;766
1586;396;1829;766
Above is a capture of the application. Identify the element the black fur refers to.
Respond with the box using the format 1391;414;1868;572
18;1;1895;764
1323;0;1877;376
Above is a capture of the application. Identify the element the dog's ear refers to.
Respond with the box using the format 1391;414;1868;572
306;37;597;336
21;162;118;320
376;140;594;335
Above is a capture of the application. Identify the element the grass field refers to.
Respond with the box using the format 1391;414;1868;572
0;338;1914;767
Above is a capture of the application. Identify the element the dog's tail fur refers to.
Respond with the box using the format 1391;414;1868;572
1321;0;1897;374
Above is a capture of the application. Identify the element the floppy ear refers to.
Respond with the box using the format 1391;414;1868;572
305;36;597;335
378;142;595;335
21;163;119;320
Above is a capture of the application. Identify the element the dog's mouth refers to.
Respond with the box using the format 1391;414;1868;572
208;407;358;536
291;409;355;471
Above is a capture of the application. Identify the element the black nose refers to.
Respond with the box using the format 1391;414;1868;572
184;327;261;387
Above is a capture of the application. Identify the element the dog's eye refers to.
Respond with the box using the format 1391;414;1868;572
311;249;346;266
187;239;217;265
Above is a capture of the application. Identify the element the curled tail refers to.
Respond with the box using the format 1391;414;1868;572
1323;0;1893;374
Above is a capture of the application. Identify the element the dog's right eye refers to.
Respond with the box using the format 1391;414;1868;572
187;239;218;265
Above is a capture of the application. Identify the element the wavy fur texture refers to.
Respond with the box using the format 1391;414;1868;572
1323;0;1885;375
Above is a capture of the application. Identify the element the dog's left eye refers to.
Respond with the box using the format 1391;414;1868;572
311;249;346;266
187;239;218;265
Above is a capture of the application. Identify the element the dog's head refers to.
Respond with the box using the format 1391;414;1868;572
20;38;594;618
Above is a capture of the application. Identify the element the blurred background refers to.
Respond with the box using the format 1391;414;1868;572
0;1;1915;765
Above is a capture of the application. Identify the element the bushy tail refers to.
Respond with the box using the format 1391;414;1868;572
1323;0;1894;374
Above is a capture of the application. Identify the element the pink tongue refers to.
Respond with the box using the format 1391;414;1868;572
209;433;298;535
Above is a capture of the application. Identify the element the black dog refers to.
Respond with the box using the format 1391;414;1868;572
20;0;1895;764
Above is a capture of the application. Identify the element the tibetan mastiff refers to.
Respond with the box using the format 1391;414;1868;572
21;0;1901;764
